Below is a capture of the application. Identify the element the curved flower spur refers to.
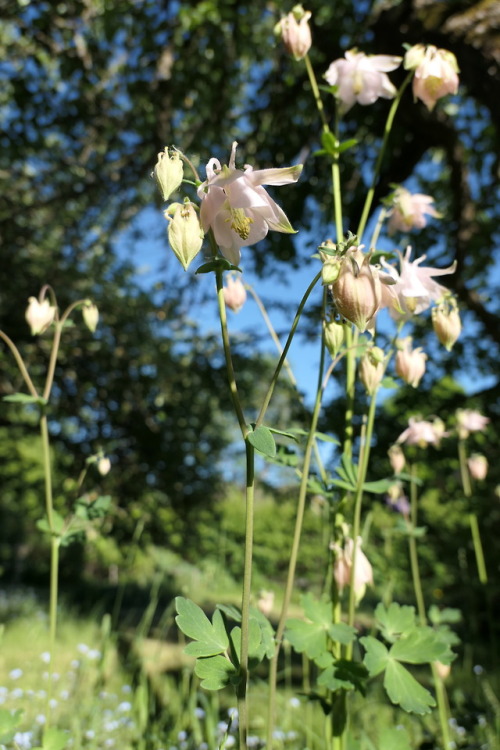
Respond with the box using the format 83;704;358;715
197;142;302;265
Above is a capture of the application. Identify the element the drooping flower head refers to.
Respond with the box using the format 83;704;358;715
404;44;459;111
455;409;489;439
387;187;440;234
379;246;456;319
432;297;461;351
223;274;247;313
397;416;448;447
331;536;373;602
276;5;312;61
324;49;402;113
25;296;57;336
331;246;383;333
395;337;427;388
197;142;302;265
468;454;488;482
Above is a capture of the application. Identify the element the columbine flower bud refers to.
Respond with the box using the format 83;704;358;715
388;444;405;475
257;590;275;616
25;296;56;335
165;200;204;271
468;454;488;481
331;536;373;603
276;5;312;61
82;302;99;333
432;298;461;351
434;661;451;681
153;147;184;201
97;456;111;476
359;347;385;396
223;275;247;313
331;247;382;332
404;44;459;111
395;338;427;388
324;319;345;358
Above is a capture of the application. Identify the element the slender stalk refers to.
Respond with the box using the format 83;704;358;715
356;72;413;242
215;270;248;439
266;325;327;749
407;465;452;748
0;330;39;398
255;271;321;427
237;441;255;750
458;439;487;583
346;389;378;635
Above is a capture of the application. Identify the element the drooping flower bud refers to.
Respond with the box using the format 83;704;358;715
432;298;461;351
404;44;459;111
467;454;488;481
385;481;410;517
324;318;346;358
331;247;382;332
25;296;57;336
165;200;204;271
320;249;342;285
395;337;427;388
97;456;111;476
434;661;451;681
82;302;99;333
359;346;385;395
331;536;373;603
153;147;184;201
388;444;405;475
223;275;247;313
257;589;275;616
276;5;312;61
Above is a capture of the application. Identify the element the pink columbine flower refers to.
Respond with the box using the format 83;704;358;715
387;187;440;234
276;5;312;61
379;246;456;319
197;142;302;266
468;454;488;482
397;416;448;447
324;49;402;113
456;409;489;439
332;536;373;602
395;337;427;388
404;44;459;112
223;275;247;313
331;246;384;332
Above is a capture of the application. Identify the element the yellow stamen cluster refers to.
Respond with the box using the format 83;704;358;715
227;208;254;240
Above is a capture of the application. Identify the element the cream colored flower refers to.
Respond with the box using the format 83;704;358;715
325;49;402;113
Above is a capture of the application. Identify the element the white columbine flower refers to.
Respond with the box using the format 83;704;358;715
197;142;302;266
324;49;402;113
25;297;56;335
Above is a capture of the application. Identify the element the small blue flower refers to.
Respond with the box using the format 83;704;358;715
9;669;23;680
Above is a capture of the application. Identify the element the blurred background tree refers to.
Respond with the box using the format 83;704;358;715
0;0;498;603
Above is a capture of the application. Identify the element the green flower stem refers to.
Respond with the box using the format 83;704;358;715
215;270;248;439
0;330;39;398
44;299;88;401
408;464;426;626
246;283;326;482
342;327;357;459
346;388;378;637
369;207;388;250
458;439;487;584
255;270;321;428
237;441;255;750
408;467;452;747
356;71;413;242
266;325;327;749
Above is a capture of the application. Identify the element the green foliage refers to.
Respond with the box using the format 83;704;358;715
331;454;393;494
360;603;454;715
246;425;276;458
32;728;69;750
0;708;23;744
175;597;229;657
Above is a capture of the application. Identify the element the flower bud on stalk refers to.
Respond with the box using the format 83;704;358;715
82;302;99;333
434;661;451;680
432;298;461;351
388;444;405;475
97;456;111;476
223;275;247;313
276;5;312;61
359;346;385;396
331;247;382;332
467;454;488;481
324;318;345;358
25;296;57;336
153;147;184;201
395;337;427;388
165;200;204;271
